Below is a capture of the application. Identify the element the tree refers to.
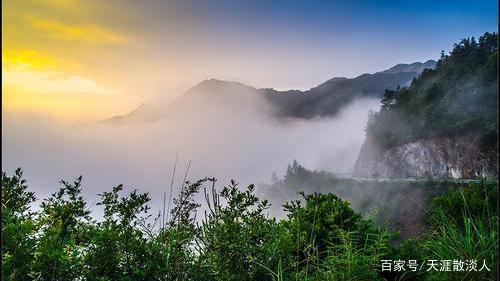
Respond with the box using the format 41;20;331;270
380;89;397;110
2;168;37;280
197;180;282;281
33;176;91;280
84;184;153;280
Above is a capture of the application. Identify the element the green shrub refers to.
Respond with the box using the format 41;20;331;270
282;192;393;280
1;169;497;280
428;181;497;226
197;181;283;281
1;169;37;281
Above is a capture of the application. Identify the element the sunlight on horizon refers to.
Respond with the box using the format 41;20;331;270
2;0;495;122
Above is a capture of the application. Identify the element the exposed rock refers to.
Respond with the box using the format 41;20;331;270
353;134;497;179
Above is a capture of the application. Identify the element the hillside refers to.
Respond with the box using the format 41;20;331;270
354;32;498;179
263;60;436;118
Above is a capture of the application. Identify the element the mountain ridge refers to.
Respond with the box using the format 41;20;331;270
101;60;437;124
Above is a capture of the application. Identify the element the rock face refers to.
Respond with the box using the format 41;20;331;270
353;134;497;179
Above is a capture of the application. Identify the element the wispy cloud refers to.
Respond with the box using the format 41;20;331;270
28;17;128;44
2;50;112;95
3;67;113;95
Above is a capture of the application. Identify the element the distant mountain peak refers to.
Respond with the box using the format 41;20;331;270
129;104;155;115
191;78;256;93
100;103;164;125
380;60;437;74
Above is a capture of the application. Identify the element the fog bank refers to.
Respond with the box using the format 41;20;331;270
2;97;379;212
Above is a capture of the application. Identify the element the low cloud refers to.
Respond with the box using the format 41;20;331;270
2;93;380;215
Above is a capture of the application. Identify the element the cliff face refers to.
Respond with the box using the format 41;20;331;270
353;134;497;179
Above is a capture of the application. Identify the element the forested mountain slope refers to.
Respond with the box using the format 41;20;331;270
354;32;498;179
261;60;436;119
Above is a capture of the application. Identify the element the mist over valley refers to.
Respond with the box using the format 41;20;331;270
2;0;497;278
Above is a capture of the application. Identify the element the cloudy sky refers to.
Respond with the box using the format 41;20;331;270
2;0;497;121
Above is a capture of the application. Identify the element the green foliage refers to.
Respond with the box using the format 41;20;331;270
319;229;391;281
421;182;497;281
34;176;91;280
429;181;497;226
2;168;37;281
1;169;497;280
155;178;214;281
84;184;153;280
367;32;498;149
283;192;392;280
197;180;284;281
260;161;455;238
1;32;497;281
393;181;498;281
421;211;497;281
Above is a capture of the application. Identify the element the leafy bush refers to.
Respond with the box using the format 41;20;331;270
428;181;497;226
1;169;497;280
197;181;283;281
1;169;37;281
283;192;392;280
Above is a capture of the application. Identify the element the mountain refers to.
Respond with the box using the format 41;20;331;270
354;32;497;179
101;60;436;124
99;104;165;125
380;60;437;74
173;79;261;109
262;61;436;119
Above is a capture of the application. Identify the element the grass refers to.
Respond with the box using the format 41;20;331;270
418;183;498;281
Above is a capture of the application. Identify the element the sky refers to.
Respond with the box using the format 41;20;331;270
2;0;497;122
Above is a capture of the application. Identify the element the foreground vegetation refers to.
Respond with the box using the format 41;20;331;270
260;160;457;238
2;168;497;280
